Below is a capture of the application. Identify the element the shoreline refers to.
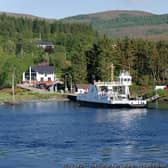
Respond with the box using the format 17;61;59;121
0;93;70;105
0;98;69;105
0;90;168;107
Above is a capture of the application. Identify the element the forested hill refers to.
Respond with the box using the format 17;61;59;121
0;13;98;88
62;10;168;40
0;11;56;21
0;13;168;89
0;11;43;20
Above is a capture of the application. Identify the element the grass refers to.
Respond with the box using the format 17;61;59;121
128;84;168;100
0;88;68;103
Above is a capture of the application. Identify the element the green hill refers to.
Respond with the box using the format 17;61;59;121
62;10;168;40
0;11;168;87
0;13;98;87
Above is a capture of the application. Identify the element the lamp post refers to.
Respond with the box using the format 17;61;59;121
64;74;68;93
69;74;72;93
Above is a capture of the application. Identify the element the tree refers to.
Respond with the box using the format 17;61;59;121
147;42;159;83
85;43;102;82
70;44;87;83
156;41;168;83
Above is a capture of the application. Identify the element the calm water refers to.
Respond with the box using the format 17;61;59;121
0;101;168;168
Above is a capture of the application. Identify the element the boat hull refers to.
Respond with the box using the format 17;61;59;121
67;94;77;101
77;100;147;108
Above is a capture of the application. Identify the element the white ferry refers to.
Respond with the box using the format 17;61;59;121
76;71;147;108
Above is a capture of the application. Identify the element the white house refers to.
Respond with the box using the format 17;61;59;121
22;65;56;84
155;85;166;90
35;41;54;50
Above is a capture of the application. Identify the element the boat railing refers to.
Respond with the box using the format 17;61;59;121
95;81;128;87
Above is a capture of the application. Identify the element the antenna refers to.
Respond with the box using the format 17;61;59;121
111;63;114;82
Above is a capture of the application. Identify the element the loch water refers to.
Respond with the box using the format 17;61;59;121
0;101;168;167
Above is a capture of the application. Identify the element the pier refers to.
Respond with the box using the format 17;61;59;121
146;94;160;102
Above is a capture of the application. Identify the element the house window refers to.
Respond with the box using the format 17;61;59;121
48;77;51;81
40;77;44;82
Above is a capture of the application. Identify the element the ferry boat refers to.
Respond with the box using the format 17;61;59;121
76;71;147;108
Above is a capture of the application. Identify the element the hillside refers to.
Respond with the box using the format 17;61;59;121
0;11;56;21
62;10;168;40
0;13;98;87
0;11;168;87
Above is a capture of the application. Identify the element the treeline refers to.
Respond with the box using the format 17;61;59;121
64;13;168;30
83;37;168;85
93;14;168;30
0;14;95;39
0;14;168;88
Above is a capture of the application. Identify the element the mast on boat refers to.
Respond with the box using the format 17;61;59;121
111;63;114;82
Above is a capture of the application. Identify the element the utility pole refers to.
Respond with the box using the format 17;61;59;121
39;33;41;41
12;68;15;102
70;75;72;93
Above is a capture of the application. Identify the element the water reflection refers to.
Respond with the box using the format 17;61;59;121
96;108;147;126
16;101;71;114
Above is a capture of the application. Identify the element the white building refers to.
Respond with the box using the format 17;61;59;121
155;85;166;90
35;41;54;49
22;65;56;84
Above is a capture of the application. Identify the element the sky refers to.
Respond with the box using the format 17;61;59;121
0;0;167;19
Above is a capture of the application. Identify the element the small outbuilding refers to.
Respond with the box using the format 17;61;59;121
75;84;89;94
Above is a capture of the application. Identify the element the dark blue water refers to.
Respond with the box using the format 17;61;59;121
0;101;168;168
